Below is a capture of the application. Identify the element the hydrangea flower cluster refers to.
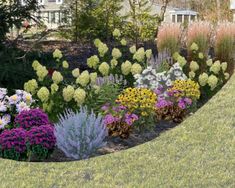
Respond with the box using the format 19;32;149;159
187;53;230;91
134;63;187;90
0;88;34;129
14;109;50;130
102;104;139;138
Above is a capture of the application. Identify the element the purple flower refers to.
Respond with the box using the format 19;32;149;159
101;103;110;111
0;128;27;153
184;98;192;105
27;125;56;150
178;100;186;109
124;113;139;125
14;109;50;130
156;99;173;108
104;114;116;125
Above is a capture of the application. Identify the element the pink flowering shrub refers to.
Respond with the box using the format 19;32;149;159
14;109;50;130
0;128;27;160
102;104;138;138
27;125;56;160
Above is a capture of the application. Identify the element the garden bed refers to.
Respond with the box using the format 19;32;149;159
40;120;178;162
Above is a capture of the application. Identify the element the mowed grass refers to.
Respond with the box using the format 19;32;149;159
0;75;235;188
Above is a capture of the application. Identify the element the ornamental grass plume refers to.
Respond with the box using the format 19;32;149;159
157;23;182;55
187;21;212;53
214;22;235;74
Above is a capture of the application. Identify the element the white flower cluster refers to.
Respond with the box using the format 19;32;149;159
0;88;34;129
134;63;187;90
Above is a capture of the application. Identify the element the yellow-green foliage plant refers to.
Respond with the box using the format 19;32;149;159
157;23;182;55
87;29;153;87
185;43;230;99
214;22;235;75
24;50;101;121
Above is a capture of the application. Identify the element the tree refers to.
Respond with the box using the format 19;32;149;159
62;0;124;42
0;0;40;44
188;0;232;22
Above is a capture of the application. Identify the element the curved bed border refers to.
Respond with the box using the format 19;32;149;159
0;74;235;188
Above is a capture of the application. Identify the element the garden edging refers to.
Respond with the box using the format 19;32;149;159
0;70;234;187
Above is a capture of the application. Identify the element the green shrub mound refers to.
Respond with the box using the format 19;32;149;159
0;69;234;187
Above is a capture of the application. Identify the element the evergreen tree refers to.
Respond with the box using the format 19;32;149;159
62;0;124;42
124;0;160;46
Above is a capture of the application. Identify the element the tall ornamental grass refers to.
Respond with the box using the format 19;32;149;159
187;21;212;54
157;23;182;55
214;22;235;69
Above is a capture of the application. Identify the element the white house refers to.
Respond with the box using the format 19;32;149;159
21;0;66;29
121;1;198;24
231;0;235;22
21;0;198;29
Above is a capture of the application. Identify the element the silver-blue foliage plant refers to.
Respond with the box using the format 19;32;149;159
54;107;108;160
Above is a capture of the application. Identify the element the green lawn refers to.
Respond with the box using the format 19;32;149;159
0;75;235;188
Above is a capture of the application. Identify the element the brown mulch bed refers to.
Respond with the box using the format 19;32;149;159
39;120;178;162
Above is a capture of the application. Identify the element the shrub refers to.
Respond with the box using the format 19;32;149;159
87;32;152;86
85;83;121;114
14;109;50;130
27;125;56;160
0;128;27;160
185;48;230;99
102;104;139;139
54;107;107;160
157;23;182;55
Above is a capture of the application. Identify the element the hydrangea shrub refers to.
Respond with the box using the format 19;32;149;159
54;107;107;160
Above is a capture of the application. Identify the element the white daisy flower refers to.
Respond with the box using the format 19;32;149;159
16;102;30;113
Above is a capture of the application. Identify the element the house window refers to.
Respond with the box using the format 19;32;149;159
184;15;189;23
191;15;196;21
177;15;182;23
50;12;56;23
172;15;176;23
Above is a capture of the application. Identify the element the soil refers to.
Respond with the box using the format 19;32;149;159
42;120;178;162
